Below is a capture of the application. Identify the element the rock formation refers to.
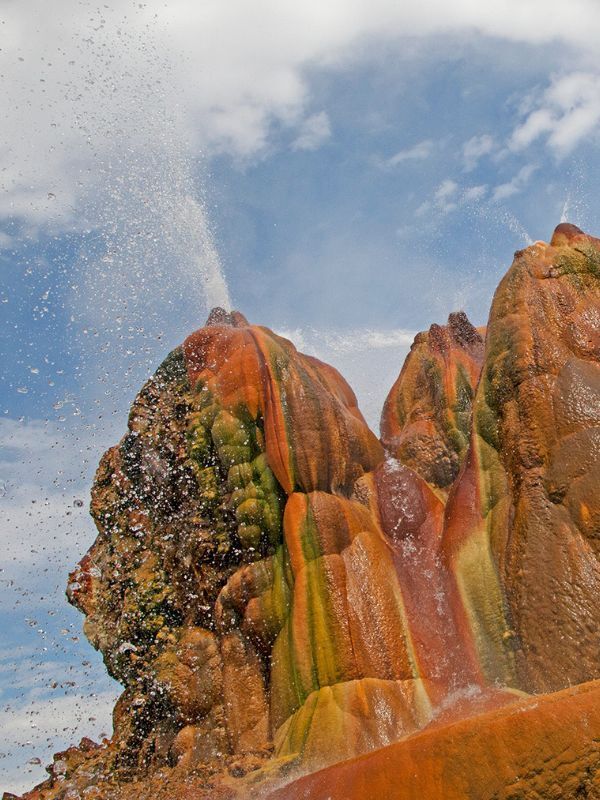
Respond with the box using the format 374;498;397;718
380;311;485;493
442;223;600;694
9;225;600;800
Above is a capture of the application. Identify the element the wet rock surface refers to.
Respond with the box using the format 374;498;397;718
10;225;600;800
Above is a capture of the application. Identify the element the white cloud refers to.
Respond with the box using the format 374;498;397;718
417;180;488;217
3;1;600;233
0;418;106;606
0;232;14;250
0;419;121;793
428;179;458;213
386;139;434;166
463;184;488;202
462;134;495;171
292;111;332;150
510;108;556;150
510;72;600;155
435;179;458;201
320;327;416;352
492;163;537;201
1;2;233;309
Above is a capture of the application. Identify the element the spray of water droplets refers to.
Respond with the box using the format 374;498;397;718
0;7;232;792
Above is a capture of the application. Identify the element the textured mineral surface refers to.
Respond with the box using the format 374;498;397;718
9;225;600;800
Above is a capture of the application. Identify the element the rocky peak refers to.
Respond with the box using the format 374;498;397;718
204;307;249;328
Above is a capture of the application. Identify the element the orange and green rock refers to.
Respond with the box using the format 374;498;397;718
12;225;600;800
381;311;485;493
442;223;600;694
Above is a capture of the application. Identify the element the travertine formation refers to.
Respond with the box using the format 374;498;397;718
442;223;600;694
11;225;600;800
381;311;485;493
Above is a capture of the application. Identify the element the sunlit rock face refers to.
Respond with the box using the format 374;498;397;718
14;225;600;800
62;310;421;784
380;311;485;494
443;223;600;695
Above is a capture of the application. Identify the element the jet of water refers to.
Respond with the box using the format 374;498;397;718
180;196;231;311
500;211;533;246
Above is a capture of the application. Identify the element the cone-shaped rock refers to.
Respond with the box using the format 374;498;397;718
380;312;485;493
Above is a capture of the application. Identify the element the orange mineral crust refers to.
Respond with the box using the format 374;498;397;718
10;225;600;800
380;311;485;492
182;312;383;496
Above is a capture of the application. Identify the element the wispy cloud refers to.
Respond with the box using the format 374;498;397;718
0;418;120;792
463;185;488;202
385;139;434;167
0;419;103;616
4;2;600;231
1;687;118;794
510;72;600;155
462;134;495;171
435;179;459;203
492;163;538;201
417;179;488;216
292;111;332;151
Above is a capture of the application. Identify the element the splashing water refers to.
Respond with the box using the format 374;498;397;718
2;3;232;334
498;210;533;246
559;192;588;229
177;197;231;311
57;5;233;388
0;8;234;786
471;200;533;247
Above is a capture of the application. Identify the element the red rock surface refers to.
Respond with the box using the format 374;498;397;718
9;224;600;800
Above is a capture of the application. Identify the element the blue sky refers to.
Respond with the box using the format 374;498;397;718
3;1;600;792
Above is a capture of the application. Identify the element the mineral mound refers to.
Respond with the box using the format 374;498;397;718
10;224;600;800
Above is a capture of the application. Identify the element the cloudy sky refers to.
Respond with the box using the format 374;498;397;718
3;0;600;792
